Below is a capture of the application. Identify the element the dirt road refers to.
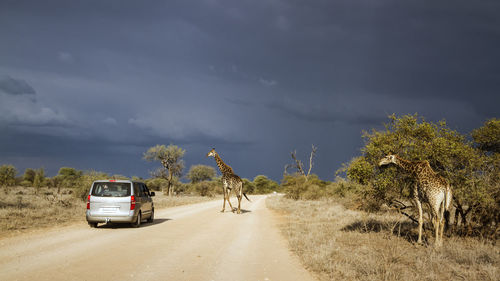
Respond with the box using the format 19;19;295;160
0;195;316;281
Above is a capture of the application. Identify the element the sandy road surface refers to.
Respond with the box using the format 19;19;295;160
0;195;315;281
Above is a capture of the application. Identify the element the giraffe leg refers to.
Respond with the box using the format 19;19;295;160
237;195;242;214
438;198;446;246
221;194;226;212
226;190;235;212
412;184;424;244
221;183;228;212
236;182;243;214
438;217;445;247
433;215;438;246
430;201;441;247
434;215;441;247
415;198;424;244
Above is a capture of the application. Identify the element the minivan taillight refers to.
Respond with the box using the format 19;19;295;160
130;195;136;210
86;195;91;210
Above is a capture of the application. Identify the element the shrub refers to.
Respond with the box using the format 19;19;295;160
145;178;169;191
242;178;255;194
281;174;329;200
253;175;279;194
56;167;83;188
185;180;220;197
186;165;216;183
23;168;36;185
0;164;17;187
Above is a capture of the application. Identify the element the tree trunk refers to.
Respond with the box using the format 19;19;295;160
455;201;472;235
168;170;173;197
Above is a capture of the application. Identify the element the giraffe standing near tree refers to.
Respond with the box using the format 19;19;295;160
206;148;250;214
379;154;452;246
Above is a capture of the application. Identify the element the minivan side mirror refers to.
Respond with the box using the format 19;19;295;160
150;192;155;197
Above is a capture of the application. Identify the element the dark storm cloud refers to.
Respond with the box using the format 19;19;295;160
265;99;386;126
0;0;499;180
0;75;36;95
0;75;69;127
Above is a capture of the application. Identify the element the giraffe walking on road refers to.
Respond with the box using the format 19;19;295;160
207;148;250;214
379;154;452;246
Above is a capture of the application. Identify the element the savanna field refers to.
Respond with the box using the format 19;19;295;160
267;196;499;281
0;115;498;280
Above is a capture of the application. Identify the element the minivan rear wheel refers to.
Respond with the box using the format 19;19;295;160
88;222;98;228
132;212;141;228
147;209;154;223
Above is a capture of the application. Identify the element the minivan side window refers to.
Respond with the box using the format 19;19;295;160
139;184;148;197
133;183;141;197
143;184;151;196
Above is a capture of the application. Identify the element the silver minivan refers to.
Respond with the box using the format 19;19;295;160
86;180;155;228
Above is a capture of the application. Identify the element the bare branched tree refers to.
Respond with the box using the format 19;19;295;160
307;145;317;177
290;150;306;176
287;145;318;181
283;164;293;176
150;167;168;179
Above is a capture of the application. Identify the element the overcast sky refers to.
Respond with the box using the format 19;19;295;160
0;0;499;181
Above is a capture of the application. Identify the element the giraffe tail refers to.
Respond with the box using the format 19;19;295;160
243;193;251;202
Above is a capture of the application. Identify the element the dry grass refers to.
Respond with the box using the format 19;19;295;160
267;196;499;281
0;186;215;237
0;186;85;237
151;192;215;208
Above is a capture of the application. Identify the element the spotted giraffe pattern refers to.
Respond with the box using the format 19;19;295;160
206;148;249;214
379;154;452;247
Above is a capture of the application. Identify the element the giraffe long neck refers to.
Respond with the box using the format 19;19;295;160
394;156;417;173
214;153;234;175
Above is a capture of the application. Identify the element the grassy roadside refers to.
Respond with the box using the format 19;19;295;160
266;195;499;281
0;186;215;237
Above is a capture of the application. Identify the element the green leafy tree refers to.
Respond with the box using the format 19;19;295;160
58;167;83;178
37;168;45;186
143;144;185;196
340;114;497;235
472;118;500;153
56;167;83;189
186;165;216;184
33;174;41;190
23;168;36;184
33;168;45;192
0;164;17;187
469;118;500;236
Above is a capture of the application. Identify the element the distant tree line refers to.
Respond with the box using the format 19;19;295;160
0;144;280;200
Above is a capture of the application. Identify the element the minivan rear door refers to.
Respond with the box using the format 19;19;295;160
89;182;132;216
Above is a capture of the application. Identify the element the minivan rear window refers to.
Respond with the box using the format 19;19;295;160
91;182;131;197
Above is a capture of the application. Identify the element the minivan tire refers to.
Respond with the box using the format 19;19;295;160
147;209;154;223
88;222;98;228
132;212;141;228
